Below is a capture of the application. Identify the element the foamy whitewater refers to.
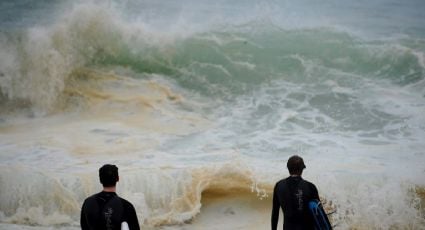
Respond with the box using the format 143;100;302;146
0;0;425;229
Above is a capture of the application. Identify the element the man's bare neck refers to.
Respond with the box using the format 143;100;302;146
102;187;116;193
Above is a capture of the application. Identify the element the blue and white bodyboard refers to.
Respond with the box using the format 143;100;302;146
308;199;332;230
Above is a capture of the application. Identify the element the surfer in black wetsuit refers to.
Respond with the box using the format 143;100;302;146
81;164;140;230
271;155;320;230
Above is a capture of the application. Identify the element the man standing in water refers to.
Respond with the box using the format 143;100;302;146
81;164;140;230
271;155;320;230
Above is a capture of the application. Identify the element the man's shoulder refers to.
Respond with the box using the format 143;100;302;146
118;197;136;209
81;193;103;213
277;177;317;188
274;177;291;189
278;176;293;183
301;179;317;187
83;193;100;203
300;179;318;194
275;178;287;186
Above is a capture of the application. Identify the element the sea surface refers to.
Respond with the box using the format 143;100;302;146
0;0;425;229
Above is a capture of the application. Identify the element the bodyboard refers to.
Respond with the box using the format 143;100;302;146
308;199;332;230
121;222;129;230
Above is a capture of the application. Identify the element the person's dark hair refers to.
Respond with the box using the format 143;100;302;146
99;164;119;187
287;155;306;175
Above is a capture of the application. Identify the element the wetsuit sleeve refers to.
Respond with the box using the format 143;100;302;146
311;183;320;200
125;202;140;230
80;200;89;230
271;183;279;230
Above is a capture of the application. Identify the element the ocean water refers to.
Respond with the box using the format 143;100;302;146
0;0;425;229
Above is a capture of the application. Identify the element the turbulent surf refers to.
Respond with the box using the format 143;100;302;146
0;0;424;229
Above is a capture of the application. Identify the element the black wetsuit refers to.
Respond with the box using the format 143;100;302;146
271;176;319;230
81;191;140;230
